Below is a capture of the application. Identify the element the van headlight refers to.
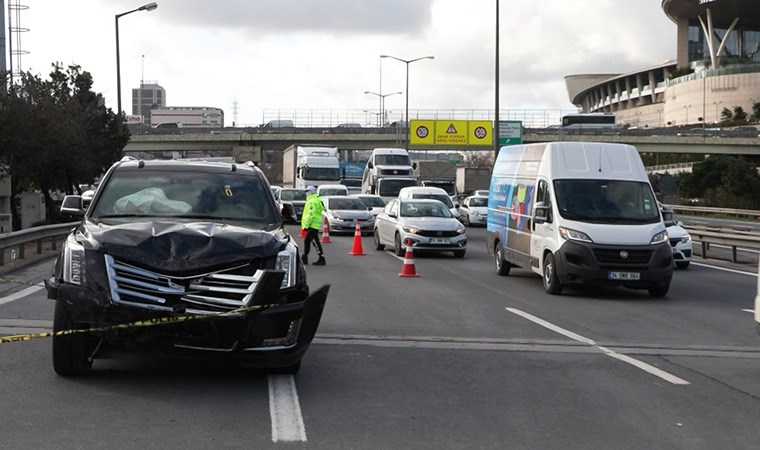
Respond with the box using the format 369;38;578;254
559;227;593;243
62;234;85;285
275;245;298;289
650;230;669;244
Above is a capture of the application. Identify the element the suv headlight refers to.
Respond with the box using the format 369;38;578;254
62;234;85;285
559;227;593;243
650;230;669;244
275;245;298;289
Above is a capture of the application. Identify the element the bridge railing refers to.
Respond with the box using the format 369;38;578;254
0;223;77;271
669;204;760;221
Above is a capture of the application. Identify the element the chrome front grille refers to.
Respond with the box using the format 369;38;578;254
105;255;267;315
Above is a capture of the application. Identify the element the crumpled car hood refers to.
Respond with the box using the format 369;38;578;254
77;219;286;272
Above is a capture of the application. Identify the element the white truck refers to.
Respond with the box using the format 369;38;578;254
282;145;341;189
415;161;457;199
456;167;491;200
361;148;417;200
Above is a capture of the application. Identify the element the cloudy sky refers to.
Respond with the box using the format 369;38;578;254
11;0;674;126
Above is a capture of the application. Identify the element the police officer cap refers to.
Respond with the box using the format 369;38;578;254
306;186;317;194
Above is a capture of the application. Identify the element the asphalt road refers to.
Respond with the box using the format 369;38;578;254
1;225;759;449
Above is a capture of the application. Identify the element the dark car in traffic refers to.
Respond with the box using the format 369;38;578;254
46;157;328;376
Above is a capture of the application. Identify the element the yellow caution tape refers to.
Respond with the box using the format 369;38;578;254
0;302;277;345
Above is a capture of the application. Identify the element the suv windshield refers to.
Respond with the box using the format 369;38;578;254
554;179;660;224
90;169;278;225
280;189;306;201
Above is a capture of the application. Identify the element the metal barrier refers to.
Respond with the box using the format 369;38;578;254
670;205;760;221
0;223;77;268
683;225;760;263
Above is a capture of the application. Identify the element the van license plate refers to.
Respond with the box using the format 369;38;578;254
608;271;640;281
430;238;450;244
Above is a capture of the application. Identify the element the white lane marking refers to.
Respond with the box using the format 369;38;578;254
268;374;307;443
742;309;754;314
0;284;44;307
506;308;690;385
691;262;756;276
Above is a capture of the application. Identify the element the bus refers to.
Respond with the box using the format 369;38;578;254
561;113;617;130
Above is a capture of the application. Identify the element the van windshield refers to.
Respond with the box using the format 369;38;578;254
375;155;411;166
554;179;660;224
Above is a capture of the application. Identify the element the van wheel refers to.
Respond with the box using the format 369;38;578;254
648;283;670;297
52;300;93;376
495;243;510;276
675;261;690;270
374;228;385;250
394;233;405;256
543;253;563;295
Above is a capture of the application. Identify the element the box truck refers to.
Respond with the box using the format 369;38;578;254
486;141;673;297
282;145;341;188
415;161;457;198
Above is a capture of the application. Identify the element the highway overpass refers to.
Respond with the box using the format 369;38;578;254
125;127;760;158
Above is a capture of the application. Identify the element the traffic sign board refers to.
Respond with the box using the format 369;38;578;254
499;120;522;146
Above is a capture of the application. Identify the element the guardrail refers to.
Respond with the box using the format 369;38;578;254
0;223;77;270
683;225;760;263
668;204;760;221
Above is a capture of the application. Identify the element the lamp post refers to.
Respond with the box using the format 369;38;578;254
364;90;402;126
115;2;158;116
380;54;434;149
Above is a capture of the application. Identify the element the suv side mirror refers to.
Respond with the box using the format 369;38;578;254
280;202;298;224
60;195;85;217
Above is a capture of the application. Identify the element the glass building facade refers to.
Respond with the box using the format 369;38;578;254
688;21;760;64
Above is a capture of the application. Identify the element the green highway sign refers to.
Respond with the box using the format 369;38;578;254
498;120;523;146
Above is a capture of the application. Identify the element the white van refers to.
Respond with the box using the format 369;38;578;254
398;186;460;219
486;141;673;297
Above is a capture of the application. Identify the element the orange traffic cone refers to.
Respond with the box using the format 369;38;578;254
398;239;419;277
348;219;366;256
299;228;307;238
320;217;331;243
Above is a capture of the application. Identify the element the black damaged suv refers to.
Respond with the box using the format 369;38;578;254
46;157;328;376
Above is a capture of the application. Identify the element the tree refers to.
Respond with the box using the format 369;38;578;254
720;107;733;122
732;105;748;122
0;64;129;229
752;102;760;122
678;155;760;208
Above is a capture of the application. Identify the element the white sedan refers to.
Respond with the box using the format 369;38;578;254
458;195;488;226
373;198;467;257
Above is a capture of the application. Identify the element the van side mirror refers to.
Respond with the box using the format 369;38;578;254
412;162;417;169
534;203;551;224
367;161;374;169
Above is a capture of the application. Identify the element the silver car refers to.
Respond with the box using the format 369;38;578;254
352;194;387;217
322;196;375;235
373;198;467;257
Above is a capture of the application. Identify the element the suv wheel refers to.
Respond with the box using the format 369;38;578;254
52;300;93;376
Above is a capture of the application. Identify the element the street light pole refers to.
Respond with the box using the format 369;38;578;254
115;2;158;116
364;91;402;126
380;54;434;149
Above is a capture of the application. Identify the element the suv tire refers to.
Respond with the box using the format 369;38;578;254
52;300;93;376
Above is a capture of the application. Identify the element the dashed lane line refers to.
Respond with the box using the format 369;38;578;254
506;307;691;385
268;375;307;443
0;284;44;307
